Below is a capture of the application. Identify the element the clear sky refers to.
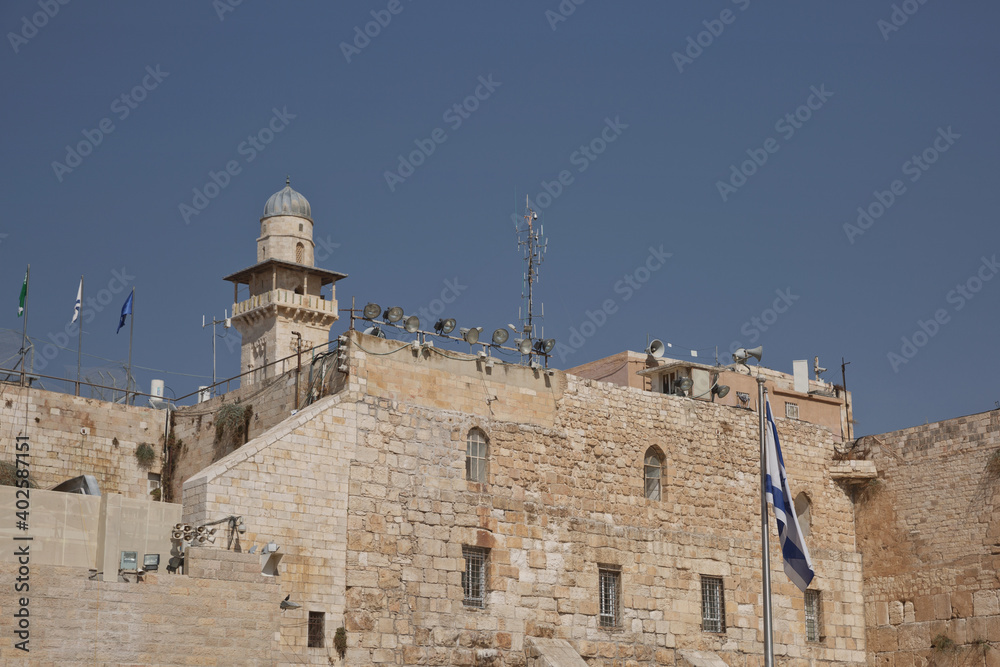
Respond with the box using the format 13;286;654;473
1;1;997;436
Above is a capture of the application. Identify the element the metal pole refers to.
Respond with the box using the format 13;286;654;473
293;333;302;410
758;375;774;667
841;357;852;441
76;275;83;396
19;265;29;387
212;316;217;391
127;287;134;405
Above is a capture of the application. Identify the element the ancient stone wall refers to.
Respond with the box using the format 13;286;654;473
0;384;162;498
0;554;279;665
859;409;1000;667
184;331;866;666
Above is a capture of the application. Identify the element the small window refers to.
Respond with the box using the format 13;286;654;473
462;546;488;608
308;611;325;648
805;590;822;642
466;428;487;483
299;223;304;232
794;492;812;538
644;447;663;501
701;576;725;633
147;472;161;495
296;242;304;264
661;372;676;395
262;223;267;234
785;402;800;419
599;566;621;628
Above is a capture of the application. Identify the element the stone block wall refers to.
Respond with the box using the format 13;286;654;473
0;384;162;498
184;331;866;666
0;556;279;665
858;409;1000;667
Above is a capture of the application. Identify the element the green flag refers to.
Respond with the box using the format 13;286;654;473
17;270;27;317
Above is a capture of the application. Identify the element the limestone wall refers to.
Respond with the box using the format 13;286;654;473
184;331;865;666
0;555;279;665
858;409;1000;667
0;384;163;498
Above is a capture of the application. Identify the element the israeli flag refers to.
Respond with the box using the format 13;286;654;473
72;279;82;324
764;398;815;592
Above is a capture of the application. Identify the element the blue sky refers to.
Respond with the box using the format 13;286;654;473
1;1;997;435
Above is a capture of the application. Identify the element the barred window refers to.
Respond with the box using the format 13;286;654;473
805;590;822;642
786;402;800;419
466;428;488;483
462;546;488;607
296;242;304;264
701;576;725;633
599;566;621;628
308;611;325;648
644;447;664;501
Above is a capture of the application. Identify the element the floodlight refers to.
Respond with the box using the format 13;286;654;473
403;315;420;333
384;307;404;323
492;328;509;345
460;327;483;344
363;302;381;319
516;339;532;355
434;318;456;334
712;384;731;399
533;339;556;354
678;377;693;391
363;326;385;339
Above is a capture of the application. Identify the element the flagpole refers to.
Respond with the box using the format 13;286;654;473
127;287;134;406
20;265;30;387
76;275;83;396
758;375;774;667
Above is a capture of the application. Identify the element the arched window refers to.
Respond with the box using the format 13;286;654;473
466;428;488;483
644;447;664;500
295;242;304;264
794;492;812;538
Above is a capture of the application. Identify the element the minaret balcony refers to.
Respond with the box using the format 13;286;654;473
232;288;338;322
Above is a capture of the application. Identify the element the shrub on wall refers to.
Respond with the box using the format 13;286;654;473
135;443;156;468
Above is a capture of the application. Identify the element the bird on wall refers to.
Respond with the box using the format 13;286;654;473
280;594;301;611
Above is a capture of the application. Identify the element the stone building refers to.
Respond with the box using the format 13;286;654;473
3;181;999;666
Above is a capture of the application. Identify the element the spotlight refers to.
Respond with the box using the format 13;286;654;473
362;303;381;319
678;377;693;391
460;327;483;344
533;339;556;354
434;318;456;334
492;328;509;345
403;315;420;333
384;307;404;323
516;339;532;355
363;326;385;339
712;384;731;399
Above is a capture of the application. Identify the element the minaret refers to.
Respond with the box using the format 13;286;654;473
224;179;346;384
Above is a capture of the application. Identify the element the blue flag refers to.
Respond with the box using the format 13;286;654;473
764;398;815;592
117;289;133;334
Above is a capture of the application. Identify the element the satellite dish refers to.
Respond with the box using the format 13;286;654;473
646;339;664;358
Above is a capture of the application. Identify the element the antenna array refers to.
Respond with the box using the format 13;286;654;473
514;196;548;344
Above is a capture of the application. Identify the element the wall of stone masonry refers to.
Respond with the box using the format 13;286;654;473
858;409;1000;667
0;384;163;498
0;556;280;665
185;331;866;666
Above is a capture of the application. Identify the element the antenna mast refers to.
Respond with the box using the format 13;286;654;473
514;196;547;346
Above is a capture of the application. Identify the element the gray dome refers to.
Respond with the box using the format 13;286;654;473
262;178;312;221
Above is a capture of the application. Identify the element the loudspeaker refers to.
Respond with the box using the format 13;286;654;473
646;339;665;358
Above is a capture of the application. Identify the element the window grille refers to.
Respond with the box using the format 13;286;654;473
701;576;725;633
805;590;821;642
786;402;800;419
308;611;325;648
599;567;621;628
466;428;488;483
644;449;663;501
462;546;488;607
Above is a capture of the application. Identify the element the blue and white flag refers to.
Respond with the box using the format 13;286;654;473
116;289;133;334
71;279;82;324
764;398;815;592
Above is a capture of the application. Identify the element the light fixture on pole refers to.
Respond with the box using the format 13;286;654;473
491;328;509;345
434;318;456;334
403;315;420;333
362;303;381;319
460;327;483;345
533;339;556;355
383;307;404;323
